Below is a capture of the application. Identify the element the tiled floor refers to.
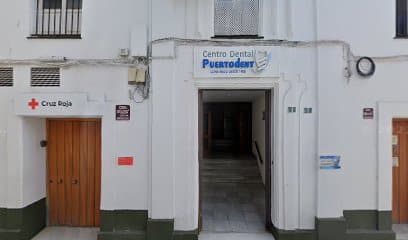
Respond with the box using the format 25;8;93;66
394;224;408;240
32;155;268;240
32;228;275;240
201;154;267;233
199;232;275;240
32;227;98;240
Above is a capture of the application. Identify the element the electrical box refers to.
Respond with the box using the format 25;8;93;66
128;67;146;85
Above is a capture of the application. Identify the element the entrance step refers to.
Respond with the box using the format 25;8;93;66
346;229;395;240
202;170;262;178
202;178;263;183
98;230;146;240
202;157;263;184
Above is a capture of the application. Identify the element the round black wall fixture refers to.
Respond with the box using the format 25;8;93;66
356;57;376;77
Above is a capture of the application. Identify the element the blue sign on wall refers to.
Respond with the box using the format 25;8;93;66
194;47;279;78
320;155;341;170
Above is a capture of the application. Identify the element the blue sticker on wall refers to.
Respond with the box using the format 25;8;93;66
320;156;341;170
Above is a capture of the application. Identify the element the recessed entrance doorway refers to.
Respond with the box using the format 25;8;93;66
198;90;272;234
46;119;101;227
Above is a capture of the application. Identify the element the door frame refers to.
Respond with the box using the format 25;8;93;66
46;118;102;227
198;89;274;232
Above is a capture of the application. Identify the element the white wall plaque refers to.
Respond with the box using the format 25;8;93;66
15;93;89;116
194;47;279;78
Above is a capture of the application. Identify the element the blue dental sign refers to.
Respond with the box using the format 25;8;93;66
320;156;341;170
202;50;256;70
194;47;279;78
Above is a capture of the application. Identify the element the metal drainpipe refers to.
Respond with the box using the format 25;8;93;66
312;0;320;219
147;0;153;218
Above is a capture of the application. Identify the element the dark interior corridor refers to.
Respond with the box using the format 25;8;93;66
200;97;267;233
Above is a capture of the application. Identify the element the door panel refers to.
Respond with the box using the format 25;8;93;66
47;119;101;227
72;121;81;226
56;122;66;224
86;121;96;226
79;121;88;226
393;119;408;223
64;121;73;225
94;121;102;226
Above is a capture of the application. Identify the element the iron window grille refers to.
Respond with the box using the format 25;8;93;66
31;0;82;38
397;0;408;37
214;0;260;37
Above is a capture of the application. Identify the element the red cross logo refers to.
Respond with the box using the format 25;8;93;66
28;98;39;110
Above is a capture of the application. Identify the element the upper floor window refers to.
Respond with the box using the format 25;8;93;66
397;0;408;37
214;0;260;38
31;0;83;38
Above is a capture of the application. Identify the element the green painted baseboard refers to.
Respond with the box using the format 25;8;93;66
98;210;148;240
173;230;198;240
316;211;395;240
270;210;395;240
344;210;393;231
147;219;174;240
270;225;316;240
0;198;46;240
316;217;347;240
98;210;198;240
98;209;394;240
100;210;148;232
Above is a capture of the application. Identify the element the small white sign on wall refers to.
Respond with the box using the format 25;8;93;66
15;93;88;116
194;47;279;78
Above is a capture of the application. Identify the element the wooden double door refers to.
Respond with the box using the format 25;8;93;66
47;119;101;227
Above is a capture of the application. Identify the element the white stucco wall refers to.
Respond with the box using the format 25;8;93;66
314;0;408;221
22;118;46;207
0;0;147;59
0;0;407;233
0;66;150;212
150;42;319;230
316;0;408;56
317;46;408;218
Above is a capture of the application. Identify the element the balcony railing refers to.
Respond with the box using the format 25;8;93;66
31;0;82;38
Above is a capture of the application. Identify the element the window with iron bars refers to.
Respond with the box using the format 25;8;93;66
31;0;82;38
214;0;260;38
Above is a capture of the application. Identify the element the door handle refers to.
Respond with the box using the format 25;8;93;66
58;179;63;184
49;180;54;184
72;179;78;185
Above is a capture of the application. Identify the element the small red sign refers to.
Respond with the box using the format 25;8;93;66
118;157;134;166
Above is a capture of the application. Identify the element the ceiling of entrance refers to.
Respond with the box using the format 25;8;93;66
203;90;265;103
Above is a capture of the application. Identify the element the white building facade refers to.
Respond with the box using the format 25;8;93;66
0;0;407;239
